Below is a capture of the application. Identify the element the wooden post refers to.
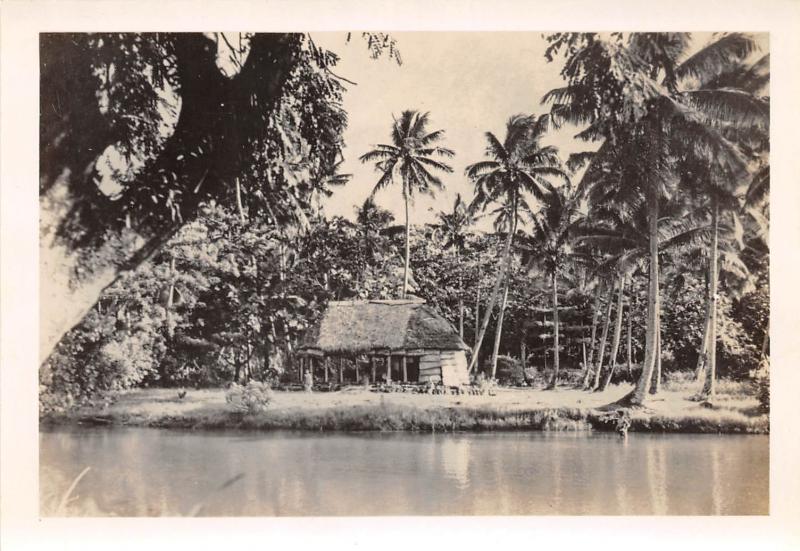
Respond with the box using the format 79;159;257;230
356;359;360;383
402;355;408;382
299;356;305;382
386;353;392;383
371;356;376;383
324;356;329;383
339;357;344;384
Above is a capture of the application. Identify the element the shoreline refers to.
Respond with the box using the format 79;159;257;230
40;385;769;435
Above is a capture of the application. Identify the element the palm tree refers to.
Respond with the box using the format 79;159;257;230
544;32;766;405
360;110;454;299
465;114;568;375
574;197;716;392
355;196;395;261
691;53;769;400
433;193;479;338
524;184;579;389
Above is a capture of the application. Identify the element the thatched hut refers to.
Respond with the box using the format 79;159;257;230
297;299;470;386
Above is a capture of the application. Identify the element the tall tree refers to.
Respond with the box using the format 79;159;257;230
465;114;568;375
433;193;479;338
39;32;397;363
524;184;579;389
544;32;766;405
359;110;454;298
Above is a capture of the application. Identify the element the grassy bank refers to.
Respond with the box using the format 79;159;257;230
41;382;769;434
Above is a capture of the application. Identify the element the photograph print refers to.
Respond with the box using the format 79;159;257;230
38;31;770;516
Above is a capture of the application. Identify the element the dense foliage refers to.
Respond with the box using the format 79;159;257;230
40;32;769;411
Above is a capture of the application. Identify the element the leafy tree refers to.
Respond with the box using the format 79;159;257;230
40;32;395;363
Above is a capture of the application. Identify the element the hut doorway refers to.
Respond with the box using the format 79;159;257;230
406;357;420;382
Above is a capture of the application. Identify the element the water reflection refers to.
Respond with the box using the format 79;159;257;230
646;443;668;514
40;428;769;516
438;436;471;488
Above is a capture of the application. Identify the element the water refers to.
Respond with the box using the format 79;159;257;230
39;428;768;516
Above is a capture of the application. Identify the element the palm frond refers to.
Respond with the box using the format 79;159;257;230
414;155;454;174
745;165;769;207
566;151;596;173
465;160;500;179
420;128;445;146
676;32;760;83
359;148;397;163
681;88;769;129
484;131;508;162
369;164;395;196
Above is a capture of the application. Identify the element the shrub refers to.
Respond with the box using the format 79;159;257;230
495;355;524;385
225;381;273;414
523;367;537;383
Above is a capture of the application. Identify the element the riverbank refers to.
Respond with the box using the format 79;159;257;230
41;381;769;434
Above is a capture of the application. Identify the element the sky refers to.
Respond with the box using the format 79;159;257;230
312;32;591;231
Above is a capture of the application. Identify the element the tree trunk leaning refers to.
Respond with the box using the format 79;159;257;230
599;274;626;391
582;288;602;388
467;209;517;374
591;282;614;391
490;279;511;379
650;309;662;395
235;177;246;223
626;293;633;377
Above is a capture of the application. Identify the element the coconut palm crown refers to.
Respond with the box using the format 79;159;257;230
359;110;454;298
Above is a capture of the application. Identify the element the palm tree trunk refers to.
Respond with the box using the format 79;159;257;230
468;209;517;374
475;265;482;350
458;298;464;339
599;274;626;391
402;187;411;299
235;177;246;223
582;288;602;388
591;282;614;390
490;279;511;379
650;308;662;394
521;339;528;372
702;200;720;399
547;272;560;389
626;292;633;376
457;250;464;339
166;256;176;339
695;269;712;380
629;185;660;406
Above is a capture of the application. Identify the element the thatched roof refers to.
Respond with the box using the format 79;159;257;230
298;299;469;354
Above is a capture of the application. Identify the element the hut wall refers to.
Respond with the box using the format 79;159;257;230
416;350;470;385
418;353;442;383
440;350;470;386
